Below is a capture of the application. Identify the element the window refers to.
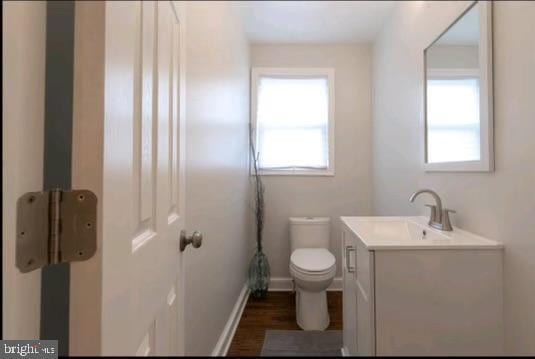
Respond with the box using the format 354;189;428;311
426;73;480;164
251;68;334;175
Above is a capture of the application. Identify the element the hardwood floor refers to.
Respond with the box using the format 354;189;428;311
227;291;342;357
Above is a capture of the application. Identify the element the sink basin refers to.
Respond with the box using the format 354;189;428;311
340;216;503;250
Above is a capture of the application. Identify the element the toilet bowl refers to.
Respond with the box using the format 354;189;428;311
290;248;336;330
289;217;336;330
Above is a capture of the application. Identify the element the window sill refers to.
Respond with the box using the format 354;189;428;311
252;169;335;177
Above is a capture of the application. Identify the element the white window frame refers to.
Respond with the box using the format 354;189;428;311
250;67;335;176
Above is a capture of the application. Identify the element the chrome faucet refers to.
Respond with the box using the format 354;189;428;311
409;189;455;231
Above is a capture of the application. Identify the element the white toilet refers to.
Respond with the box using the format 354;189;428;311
289;217;336;331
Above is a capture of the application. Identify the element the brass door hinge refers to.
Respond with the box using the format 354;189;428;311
16;189;97;273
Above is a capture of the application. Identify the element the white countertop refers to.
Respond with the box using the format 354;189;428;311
340;216;504;250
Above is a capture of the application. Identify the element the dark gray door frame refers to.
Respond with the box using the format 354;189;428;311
41;2;75;355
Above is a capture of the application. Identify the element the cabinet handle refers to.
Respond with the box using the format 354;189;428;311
345;246;355;273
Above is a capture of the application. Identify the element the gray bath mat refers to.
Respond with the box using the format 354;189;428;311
260;330;342;357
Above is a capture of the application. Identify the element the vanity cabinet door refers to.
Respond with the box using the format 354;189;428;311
356;280;374;356
342;229;358;356
354;236;375;356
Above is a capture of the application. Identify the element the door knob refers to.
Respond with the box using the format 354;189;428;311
180;230;202;252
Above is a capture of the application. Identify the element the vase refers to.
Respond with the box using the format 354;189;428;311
248;250;270;299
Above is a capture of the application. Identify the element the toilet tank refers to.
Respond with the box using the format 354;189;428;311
289;217;331;253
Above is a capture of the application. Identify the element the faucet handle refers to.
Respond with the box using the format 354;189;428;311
443;208;456;218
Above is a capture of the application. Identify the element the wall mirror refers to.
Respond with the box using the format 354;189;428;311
424;1;493;172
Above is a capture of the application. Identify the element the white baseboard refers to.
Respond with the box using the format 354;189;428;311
211;283;250;357
341;346;349;356
269;277;342;291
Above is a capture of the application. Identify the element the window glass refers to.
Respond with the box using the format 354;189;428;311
427;77;480;163
256;76;329;170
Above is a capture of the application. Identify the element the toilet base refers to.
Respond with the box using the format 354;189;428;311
295;288;330;331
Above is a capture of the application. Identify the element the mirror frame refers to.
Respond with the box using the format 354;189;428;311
423;1;494;172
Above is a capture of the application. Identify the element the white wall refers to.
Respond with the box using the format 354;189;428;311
184;2;252;356
251;44;373;279
426;45;479;69
372;1;535;354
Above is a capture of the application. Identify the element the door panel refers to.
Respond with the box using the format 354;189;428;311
133;1;180;351
355;243;375;356
133;0;156;250
356;281;373;356
70;1;185;355
2;0;46;340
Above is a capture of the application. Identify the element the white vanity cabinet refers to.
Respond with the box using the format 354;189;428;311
341;228;375;356
341;216;504;356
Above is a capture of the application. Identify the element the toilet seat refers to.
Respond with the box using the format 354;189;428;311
290;248;336;275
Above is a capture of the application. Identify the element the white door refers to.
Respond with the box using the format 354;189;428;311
2;1;46;340
70;1;187;355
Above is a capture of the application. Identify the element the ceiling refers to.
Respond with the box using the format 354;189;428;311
234;1;396;44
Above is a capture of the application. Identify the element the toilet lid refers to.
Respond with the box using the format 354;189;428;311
290;248;335;273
